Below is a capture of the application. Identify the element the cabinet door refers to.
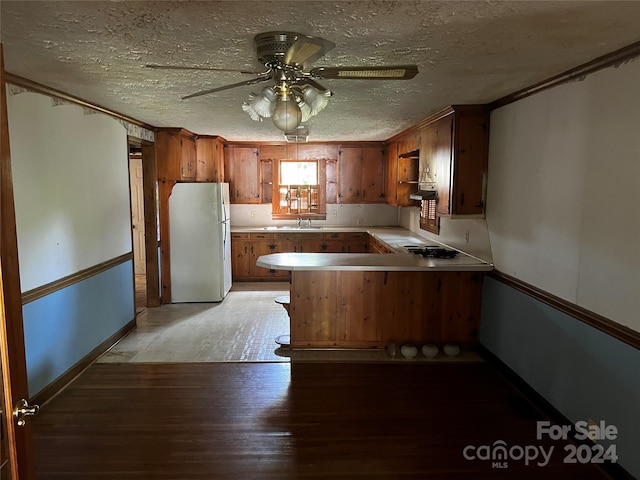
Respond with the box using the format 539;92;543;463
195;136;223;182
345;232;369;252
326;158;338;204
437;271;482;345
337;147;362;203
231;236;251;279
179;132;197;180
224;147;260;203
250;239;278;277
452;115;488;215
300;234;326;253
155;129;198;181
360;147;385;202
385;143;398;206
432;116;453;215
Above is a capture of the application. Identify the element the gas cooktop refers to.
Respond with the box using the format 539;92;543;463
402;245;460;259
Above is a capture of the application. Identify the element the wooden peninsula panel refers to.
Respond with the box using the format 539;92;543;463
289;270;483;348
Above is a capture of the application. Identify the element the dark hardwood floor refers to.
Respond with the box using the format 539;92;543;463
32;362;619;479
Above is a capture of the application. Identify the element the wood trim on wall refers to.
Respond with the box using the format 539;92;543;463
488;270;640;350
488;41;640;110
5;72;155;131
384;42;640;144
30;318;136;407
21;253;133;305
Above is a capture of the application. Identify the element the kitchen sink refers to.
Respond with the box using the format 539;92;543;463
262;226;323;230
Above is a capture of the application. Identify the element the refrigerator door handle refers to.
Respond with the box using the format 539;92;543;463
222;221;227;261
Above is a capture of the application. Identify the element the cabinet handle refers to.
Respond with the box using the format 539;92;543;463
269;244;276;250
244;246;247;254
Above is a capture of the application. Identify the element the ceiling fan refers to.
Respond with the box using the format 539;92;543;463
146;31;419;133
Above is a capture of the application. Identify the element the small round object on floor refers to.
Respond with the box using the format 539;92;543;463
386;342;398;359
443;343;461;357
421;344;439;358
400;344;418;359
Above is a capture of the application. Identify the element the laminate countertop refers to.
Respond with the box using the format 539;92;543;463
243;226;494;272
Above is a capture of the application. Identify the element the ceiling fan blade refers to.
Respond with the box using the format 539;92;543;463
295;76;329;92
284;35;336;68
310;65;419;80
146;64;266;75
181;76;271;100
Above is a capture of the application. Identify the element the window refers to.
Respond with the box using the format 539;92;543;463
272;159;326;219
280;161;318;185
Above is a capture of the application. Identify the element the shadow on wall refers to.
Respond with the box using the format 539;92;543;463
480;277;640;478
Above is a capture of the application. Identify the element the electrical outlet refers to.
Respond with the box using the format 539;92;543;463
332;210;337;217
465;230;470;244
251;211;256;218
357;218;363;225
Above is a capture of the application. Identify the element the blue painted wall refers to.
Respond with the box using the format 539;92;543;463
480;277;640;478
22;260;135;396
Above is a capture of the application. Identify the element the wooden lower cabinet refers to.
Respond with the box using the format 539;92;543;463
231;233;285;280
289;270;483;348
232;231;371;280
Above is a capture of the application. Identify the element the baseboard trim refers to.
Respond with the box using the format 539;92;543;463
477;344;635;480
488;271;640;350
31;318;136;407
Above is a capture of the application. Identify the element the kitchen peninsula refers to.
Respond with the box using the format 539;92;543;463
253;227;493;350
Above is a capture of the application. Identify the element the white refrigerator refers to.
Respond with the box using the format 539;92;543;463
169;183;232;302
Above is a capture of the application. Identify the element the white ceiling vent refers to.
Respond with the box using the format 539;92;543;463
284;126;309;143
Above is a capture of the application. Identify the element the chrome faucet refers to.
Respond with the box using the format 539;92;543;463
297;217;302;227
306;218;312;227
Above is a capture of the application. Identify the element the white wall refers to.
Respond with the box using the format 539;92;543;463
7;91;132;291
486;58;640;332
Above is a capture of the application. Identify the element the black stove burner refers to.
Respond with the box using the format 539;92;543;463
406;246;459;259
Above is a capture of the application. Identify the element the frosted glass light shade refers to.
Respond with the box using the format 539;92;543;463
242;87;276;121
272;93;302;132
302;86;331;115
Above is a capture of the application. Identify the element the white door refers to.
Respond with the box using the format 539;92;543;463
129;156;146;275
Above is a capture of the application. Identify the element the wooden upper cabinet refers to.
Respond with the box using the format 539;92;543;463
337;145;385;203
397;131;420;157
361;147;385;202
419;105;489;216
338;147;362;203
195;136;224;182
224;146;260;203
156;128;197;181
421;115;453;215
385;138;419;208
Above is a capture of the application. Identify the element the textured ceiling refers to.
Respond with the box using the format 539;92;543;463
2;1;640;142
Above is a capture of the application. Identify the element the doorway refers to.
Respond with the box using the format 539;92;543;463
129;150;146;311
128;139;161;310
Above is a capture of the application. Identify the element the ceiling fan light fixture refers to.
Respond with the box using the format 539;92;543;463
302;85;332;116
242;87;276;121
296;97;313;122
271;92;302;132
